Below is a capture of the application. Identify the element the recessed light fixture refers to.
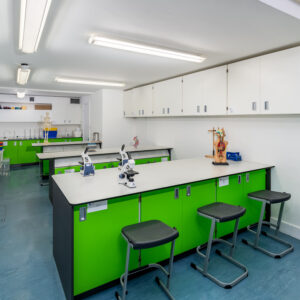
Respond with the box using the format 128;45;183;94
55;77;125;87
88;35;206;63
19;0;52;53
17;91;26;99
17;64;31;85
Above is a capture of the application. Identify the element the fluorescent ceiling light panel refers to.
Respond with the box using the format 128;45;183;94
55;77;125;87
17;65;31;85
259;0;300;20
17;91;26;99
19;0;52;53
89;36;206;63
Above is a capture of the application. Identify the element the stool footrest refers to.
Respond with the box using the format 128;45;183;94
117;263;175;300
192;236;248;289
243;225;294;258
191;247;248;289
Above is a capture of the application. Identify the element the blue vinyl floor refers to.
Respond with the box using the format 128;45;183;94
0;165;300;300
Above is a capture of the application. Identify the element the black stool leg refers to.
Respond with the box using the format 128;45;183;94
255;201;266;247
155;240;176;300
116;243;131;300
230;217;240;257
191;216;248;289
242;200;294;258
275;202;284;236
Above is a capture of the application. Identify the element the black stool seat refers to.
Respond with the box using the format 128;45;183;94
248;190;291;204
197;202;246;222
122;220;179;250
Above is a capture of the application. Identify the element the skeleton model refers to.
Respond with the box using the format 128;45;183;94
42;112;52;144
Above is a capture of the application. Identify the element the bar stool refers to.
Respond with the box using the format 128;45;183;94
242;190;294;258
191;202;248;289
115;220;179;300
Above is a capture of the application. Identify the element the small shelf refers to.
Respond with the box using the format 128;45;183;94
0;110;52;123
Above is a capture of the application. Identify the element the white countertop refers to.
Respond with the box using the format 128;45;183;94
32;141;102;147
37;145;172;160
52;157;273;206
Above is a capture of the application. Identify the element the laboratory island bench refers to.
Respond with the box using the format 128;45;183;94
38;145;172;202
32;140;102;177
52;157;273;300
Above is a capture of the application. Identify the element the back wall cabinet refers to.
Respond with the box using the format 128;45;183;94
182;66;227;116
260;46;300;115
153;77;183;117
227;57;261;115
124;46;300;118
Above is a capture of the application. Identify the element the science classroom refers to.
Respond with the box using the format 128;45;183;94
1;1;300;300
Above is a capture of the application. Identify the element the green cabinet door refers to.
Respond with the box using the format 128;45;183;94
216;174;244;238
73;195;139;296
22;140;37;164
3;141;17;164
181;180;216;253
240;170;266;229
140;186;183;266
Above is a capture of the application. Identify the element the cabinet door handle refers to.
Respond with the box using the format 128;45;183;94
186;185;191;197
252;101;257;111
264;101;269;111
197;105;200;113
174;188;179;199
246;173;250;183
238;175;242;184
204;105;207;113
79;207;87;222
142;109;144;115
167;107;170;114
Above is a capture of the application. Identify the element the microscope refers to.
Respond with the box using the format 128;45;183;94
118;144;139;188
79;144;96;176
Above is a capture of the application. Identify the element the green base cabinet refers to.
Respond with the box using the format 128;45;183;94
73;195;140;296
54;156;170;175
140;186;183;266
3;141;19;164
135;156;170;165
240;170;266;229
216;174;244;238
181;180;216;252
216;170;266;238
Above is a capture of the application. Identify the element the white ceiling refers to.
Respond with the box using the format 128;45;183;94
1;0;300;96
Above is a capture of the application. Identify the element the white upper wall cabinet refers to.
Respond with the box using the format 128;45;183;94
201;66;227;116
260;46;300;114
133;85;153;117
182;72;203;115
153;77;183;116
228;57;260;115
52;101;81;124
123;46;300;118
123;90;135;117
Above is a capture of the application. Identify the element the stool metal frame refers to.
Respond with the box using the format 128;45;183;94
242;196;294;258
191;212;248;289
115;233;176;300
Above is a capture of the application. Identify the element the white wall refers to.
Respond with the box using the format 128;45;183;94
86;89;141;147
88;90;103;141
139;116;300;239
0;94;81;139
101;89;139;147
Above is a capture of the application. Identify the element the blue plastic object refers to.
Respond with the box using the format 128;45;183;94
227;152;242;161
43;130;57;138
